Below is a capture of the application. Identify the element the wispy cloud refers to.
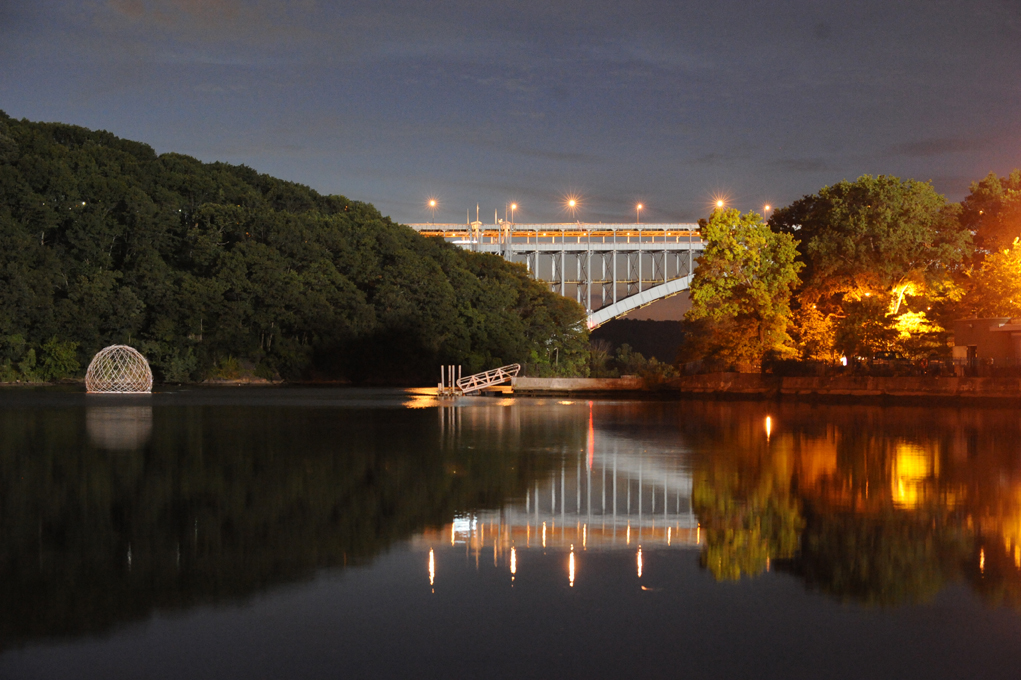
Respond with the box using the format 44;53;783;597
888;136;995;158
772;157;831;172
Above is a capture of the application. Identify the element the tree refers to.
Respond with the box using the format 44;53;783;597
770;175;968;299
962;237;1021;318
770;175;969;360
960;170;1021;254
684;208;803;369
0;111;588;384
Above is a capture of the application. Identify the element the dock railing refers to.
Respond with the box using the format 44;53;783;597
443;363;521;396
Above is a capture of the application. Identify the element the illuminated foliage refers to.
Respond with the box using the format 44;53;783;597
832;294;897;359
684;208;803;368
768;176;968;361
790;302;837;361
770;175;968;299
963;237;1021;318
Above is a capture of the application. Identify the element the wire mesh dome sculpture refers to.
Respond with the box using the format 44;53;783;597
85;345;153;394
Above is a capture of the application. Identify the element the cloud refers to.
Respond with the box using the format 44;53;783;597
888;137;995;158
772;157;831;172
97;0;320;58
505;146;600;164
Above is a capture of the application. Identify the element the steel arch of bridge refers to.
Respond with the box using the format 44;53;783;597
410;223;704;329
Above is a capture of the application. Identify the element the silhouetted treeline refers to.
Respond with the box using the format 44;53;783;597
0;112;587;383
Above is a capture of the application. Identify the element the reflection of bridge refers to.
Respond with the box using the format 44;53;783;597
414;399;703;587
410;223;704;329
416;423;698;587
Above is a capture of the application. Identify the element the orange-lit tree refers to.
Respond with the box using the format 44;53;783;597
770;175;970;360
962;237;1021;318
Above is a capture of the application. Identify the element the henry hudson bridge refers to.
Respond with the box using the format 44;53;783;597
410;220;704;330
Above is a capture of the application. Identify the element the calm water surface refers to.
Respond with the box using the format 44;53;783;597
2;387;1021;679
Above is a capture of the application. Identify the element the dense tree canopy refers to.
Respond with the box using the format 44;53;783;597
0;112;586;383
770;175;968;300
682;208;802;369
961;237;1021;318
960;170;1021;254
767;175;970;361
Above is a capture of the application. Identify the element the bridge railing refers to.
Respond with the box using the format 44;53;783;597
410;223;705;327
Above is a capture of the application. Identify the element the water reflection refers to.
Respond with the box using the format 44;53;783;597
0;394;566;650
86;405;153;450
6;391;1021;654
683;403;1021;609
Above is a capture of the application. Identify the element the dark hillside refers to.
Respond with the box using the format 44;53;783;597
0;112;587;383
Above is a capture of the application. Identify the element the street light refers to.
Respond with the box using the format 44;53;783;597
510;203;517;224
428;198;437;223
565;196;579;221
716;200;724;208
636;203;643;224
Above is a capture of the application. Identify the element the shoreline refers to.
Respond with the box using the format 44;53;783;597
6;374;1021;407
505;374;1021;407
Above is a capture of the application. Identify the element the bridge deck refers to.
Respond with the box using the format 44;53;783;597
407;223;704;327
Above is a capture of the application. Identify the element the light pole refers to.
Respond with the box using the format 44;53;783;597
428;199;437;223
510;203;517;224
636;203;643;224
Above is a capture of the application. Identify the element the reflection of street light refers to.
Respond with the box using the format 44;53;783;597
636;203;643;224
428;198;437;223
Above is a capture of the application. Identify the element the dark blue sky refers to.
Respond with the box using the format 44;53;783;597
2;0;1020;224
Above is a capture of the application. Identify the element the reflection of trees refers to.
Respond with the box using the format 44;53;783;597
795;510;967;606
965;539;1021;610
681;401;1021;608
0;402;569;649
693;465;803;581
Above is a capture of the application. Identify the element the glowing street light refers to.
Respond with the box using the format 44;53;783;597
716;200;724;208
636;203;643;224
565;196;580;221
428;198;438;223
764;204;772;212
510;203;517;224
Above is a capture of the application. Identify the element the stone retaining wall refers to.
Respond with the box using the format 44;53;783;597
510;377;644;393
674;373;1021;402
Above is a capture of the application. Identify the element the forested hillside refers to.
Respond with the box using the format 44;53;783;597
0;112;587;383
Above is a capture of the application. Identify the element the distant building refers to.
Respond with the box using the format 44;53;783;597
953;318;1021;363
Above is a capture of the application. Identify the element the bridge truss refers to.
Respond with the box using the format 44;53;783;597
411;223;704;329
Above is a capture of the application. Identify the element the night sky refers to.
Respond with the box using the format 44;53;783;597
2;0;1020;224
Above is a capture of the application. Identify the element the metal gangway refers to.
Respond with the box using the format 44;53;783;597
438;363;521;397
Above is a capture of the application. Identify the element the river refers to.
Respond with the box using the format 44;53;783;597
1;387;1020;678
